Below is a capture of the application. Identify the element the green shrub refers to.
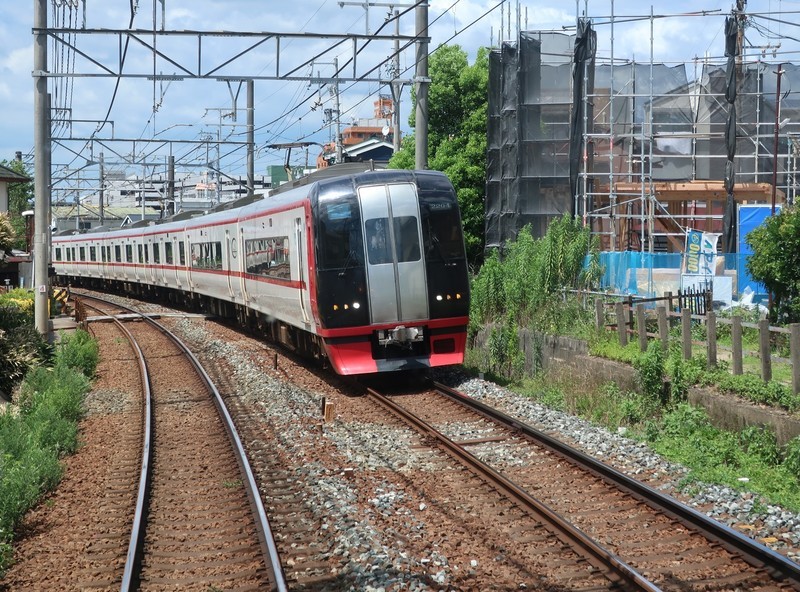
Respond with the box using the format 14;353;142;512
633;341;666;403
739;426;780;466
783;437;800;479
55;329;99;378
17;365;89;422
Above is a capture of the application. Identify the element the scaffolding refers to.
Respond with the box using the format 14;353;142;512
485;6;799;298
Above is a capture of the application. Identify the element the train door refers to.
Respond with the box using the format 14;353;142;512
358;182;428;323
225;228;244;302
295;217;310;324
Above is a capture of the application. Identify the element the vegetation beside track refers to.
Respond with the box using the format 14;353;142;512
0;326;97;577
467;223;800;513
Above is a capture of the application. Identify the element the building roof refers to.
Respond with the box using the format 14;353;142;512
0;163;30;183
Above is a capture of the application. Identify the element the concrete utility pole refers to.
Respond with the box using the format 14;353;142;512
98;151;105;224
33;0;50;335
391;9;402;153
414;2;429;170
246;79;254;195
334;57;343;164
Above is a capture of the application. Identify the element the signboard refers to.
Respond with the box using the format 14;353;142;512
683;229;718;276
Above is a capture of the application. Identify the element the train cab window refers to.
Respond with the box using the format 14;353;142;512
165;241;173;264
393;216;421;262
179;241;186;266
316;198;364;271
114;245;122;262
125;245;133;263
55;248;62;261
420;198;464;262
79;247;86;261
153;243;160;264
365;219;390;265
89;246;97;262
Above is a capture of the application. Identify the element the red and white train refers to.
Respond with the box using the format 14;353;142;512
52;167;470;375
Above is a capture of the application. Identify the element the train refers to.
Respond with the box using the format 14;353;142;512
52;166;471;375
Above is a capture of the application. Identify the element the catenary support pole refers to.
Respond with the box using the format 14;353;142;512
414;2;429;170
34;0;50;335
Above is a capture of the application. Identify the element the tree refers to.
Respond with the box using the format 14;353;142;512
389;45;489;267
746;206;800;322
1;159;33;251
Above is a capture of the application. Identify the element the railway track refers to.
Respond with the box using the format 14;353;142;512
76;294;286;591
363;381;800;591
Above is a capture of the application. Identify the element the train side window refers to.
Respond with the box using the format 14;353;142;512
144;245;150;264
179;241;186;266
165;241;173;264
114;245;121;262
138;244;143;263
125;245;133;263
89;246;96;262
153;243;160;264
71;247;76;261
79;247;86;261
55;247;62;261
66;249;72;262
245;235;290;279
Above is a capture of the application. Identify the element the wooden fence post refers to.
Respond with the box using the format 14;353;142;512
637;303;647;352
681;308;692;360
791;323;800;396
657;305;669;350
627;295;634;332
732;316;743;375
666;291;674;312
616;302;627;346
759;319;772;382
707;310;717;369
595;298;604;332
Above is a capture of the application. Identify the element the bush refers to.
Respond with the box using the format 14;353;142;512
633;341;666;404
55;329;99;378
0;330;96;577
739;426;780;466
784;437;800;479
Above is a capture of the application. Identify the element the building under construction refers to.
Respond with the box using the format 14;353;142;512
486;10;799;302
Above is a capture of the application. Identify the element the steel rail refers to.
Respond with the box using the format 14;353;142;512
76;293;288;592
365;386;662;592
433;380;800;590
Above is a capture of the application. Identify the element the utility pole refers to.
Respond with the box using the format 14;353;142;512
246;79;254;195
33;0;50;335
334;57;343;164
391;9;402;153
415;2;429;170
98;152;105;225
772;64;783;215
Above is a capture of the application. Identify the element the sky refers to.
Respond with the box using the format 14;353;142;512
1;0;799;197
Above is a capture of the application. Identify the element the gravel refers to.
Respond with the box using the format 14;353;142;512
173;315;800;587
433;368;800;563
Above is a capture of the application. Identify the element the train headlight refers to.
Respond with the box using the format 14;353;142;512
446;294;452;300
344;304;349;310
456;293;462;299
333;304;339;311
436;295;443;301
352;302;360;309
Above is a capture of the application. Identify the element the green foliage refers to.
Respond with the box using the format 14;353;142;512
715;373;800;411
470;215;600;331
487;317;524;381
0;330;96;577
746;205;800;322
0;300;52;395
783;437;800;479
0;213;14;254
55;329;99;378
0;159;33;251
739;426;780;466
390;45;489;265
633;341;666;403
